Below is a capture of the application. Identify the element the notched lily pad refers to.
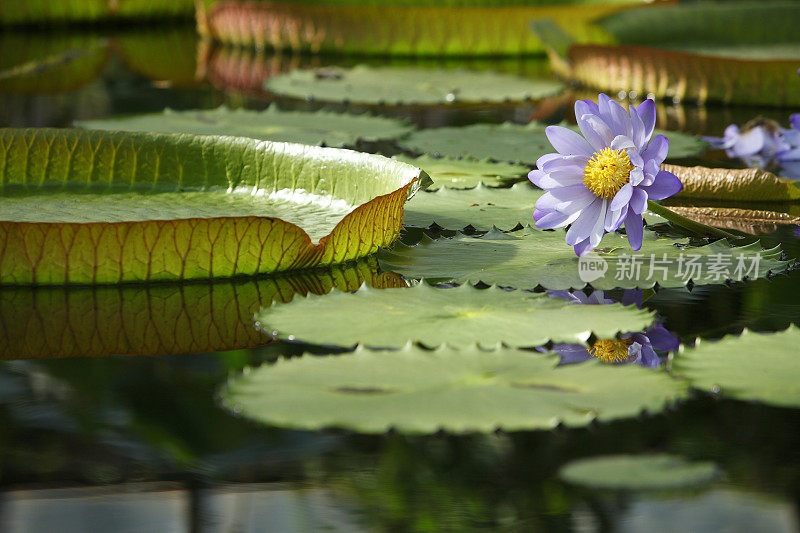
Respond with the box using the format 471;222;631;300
254;282;654;349
77;106;414;148
399;122;706;164
265;65;564;105
672;327;800;408
404;182;543;231
222;344;687;434
392;154;529;189
379;226;787;290
0;128;426;285
559;454;720;490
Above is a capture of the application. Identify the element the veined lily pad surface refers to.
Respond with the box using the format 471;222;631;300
399;122;707;164
380;228;787;290
667;164;800;203
672;327;800;408
78;106;414;148
254;283;655;349
559;454;720;490
0;128;426;285
264;66;565;105
223;345;687;434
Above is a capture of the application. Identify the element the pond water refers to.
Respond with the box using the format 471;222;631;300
2;23;800;532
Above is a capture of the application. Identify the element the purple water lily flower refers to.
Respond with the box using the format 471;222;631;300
529;94;683;256
776;114;800;178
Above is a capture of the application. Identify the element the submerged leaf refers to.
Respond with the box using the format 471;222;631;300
392;155;528;189
0;128;425;285
254;283;655;349
0;259;405;360
672;327;800;408
404;183;543;231
559;454;720;490
380;227;786;290
78;106;414;148
399;122;706;164
223;344;687;434
265;66;564;105
667;164;800;203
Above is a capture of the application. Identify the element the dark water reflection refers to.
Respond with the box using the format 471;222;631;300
2;23;800;533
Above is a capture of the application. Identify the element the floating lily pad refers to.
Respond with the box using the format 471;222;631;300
667;164;800;203
0;258;404;360
255;282;654;349
223;344;687;434
550;3;800;107
399;122;707;164
672;327;800;408
200;1;626;55
78;106;414;148
559;454;720;490
379;227;786;290
404;183;543;231
393;155;529;189
265;66;564;105
0;128;426;285
666;206;800;236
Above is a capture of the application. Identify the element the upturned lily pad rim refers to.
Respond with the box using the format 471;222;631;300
0;128;429;286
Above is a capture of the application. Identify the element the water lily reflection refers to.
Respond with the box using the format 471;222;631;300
546;289;679;368
705;117;800;179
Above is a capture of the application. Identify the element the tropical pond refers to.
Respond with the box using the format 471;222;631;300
2;1;800;531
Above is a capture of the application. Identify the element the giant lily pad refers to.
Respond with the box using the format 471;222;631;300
559;454;720;490
399;122;707;164
254;282;654;349
0;0;194;24
222;345;687;434
199;1;628;55
78;106;414;148
544;2;800;107
0;128;427;285
0;258;404;360
264;65;564;105
379;227;787;290
667;164;800;203
404;183;542;231
672;327;800;408
392;155;529;189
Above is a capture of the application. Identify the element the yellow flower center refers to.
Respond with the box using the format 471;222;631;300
588;338;634;364
583;147;634;199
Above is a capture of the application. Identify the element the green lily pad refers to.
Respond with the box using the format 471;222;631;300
393;155;529;189
265;66;564;105
398;122;707;164
559;454;720;490
667;164;800;203
404;183;542;231
672;327;800;408
254;282;654;349
0;0;193;24
77;106;414;148
379;227;787;290
0;128;426;285
223;344;687;434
